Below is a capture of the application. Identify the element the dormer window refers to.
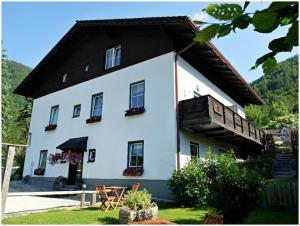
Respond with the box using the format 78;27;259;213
105;45;121;70
84;64;90;72
62;73;68;83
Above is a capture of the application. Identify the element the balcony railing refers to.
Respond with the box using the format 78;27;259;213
179;95;263;146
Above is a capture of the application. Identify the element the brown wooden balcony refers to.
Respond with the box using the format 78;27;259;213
179;95;263;150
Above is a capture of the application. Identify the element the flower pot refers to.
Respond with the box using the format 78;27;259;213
119;206;158;224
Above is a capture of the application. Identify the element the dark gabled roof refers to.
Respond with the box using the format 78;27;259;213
14;16;263;106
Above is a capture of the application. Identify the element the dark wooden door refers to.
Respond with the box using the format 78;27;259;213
67;163;77;185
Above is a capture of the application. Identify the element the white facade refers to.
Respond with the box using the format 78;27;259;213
24;52;246;182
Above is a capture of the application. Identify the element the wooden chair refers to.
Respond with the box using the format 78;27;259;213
203;214;224;224
122;182;140;201
96;185;116;211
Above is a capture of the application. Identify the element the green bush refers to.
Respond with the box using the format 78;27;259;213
11;152;25;180
242;154;273;179
203;151;266;224
169;160;209;206
123;189;154;210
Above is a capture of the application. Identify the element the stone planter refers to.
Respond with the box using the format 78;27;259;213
119;206;158;224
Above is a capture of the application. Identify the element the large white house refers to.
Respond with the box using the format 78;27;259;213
15;16;264;200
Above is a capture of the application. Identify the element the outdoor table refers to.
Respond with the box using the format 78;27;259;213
105;186;127;210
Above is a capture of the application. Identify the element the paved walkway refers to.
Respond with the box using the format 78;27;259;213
5;181;82;215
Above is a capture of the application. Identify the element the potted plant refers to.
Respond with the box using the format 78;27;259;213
45;124;57;131
86;115;102;123
125;107;145;116
119;189;158;224
48;153;63;165
34;168;45;175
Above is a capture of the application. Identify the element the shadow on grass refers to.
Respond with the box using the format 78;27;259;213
97;217;119;224
171;219;203;224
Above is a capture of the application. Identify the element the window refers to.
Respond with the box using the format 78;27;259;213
88;149;96;162
190;142;199;159
105;45;121;70
49;105;59;125
128;141;144;167
84;64;90;72
130;81;145;109
38;150;48;168
62;73;68;83
91;93;103;117
73;104;81;117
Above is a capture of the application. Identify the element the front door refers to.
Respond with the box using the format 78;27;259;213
67;163;77;185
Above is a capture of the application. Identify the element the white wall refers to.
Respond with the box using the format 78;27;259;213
23;52;177;181
177;56;242;167
177;56;246;118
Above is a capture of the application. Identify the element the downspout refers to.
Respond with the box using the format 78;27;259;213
175;42;195;170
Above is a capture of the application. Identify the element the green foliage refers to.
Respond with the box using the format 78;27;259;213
196;2;298;74
169;160;209;207
11;151;26;180
203;151;266;224
242;154;274;179
123;189;153;210
245;55;298;129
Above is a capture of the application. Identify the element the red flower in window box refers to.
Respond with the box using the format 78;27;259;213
45;124;57;131
123;167;144;176
86;115;102;123
34;168;45;176
125;107;145;116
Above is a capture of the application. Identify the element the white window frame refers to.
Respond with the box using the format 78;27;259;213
73;104;81;117
39;150;48;168
130;81;145;109
88;149;96;162
91;93;103;117
105;45;121;70
190;142;199;159
128;142;144;167
49;105;59;125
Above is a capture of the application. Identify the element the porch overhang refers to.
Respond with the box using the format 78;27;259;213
56;137;88;151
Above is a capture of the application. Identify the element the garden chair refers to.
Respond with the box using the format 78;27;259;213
96;185;116;211
203;214;224;224
122;182;140;202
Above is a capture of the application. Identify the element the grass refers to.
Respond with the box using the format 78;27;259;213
2;203;298;224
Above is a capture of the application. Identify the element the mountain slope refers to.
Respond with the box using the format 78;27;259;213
251;55;298;112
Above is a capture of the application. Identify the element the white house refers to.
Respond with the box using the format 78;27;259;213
15;16;264;200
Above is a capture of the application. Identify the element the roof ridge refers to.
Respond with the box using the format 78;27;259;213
76;16;189;23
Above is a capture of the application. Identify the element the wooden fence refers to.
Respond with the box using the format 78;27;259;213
262;133;275;153
262;182;298;210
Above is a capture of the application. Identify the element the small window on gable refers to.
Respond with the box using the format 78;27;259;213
88;149;96;162
84;64;90;72
105;45;121;70
62;73;68;83
73;104;81;117
39;150;48;168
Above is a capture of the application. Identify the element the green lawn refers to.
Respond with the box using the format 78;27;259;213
2;203;298;224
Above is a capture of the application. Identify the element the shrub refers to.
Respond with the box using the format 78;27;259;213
203;151;266;224
241;153;274;179
169;160;209;206
124;189;155;210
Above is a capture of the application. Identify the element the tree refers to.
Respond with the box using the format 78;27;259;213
194;2;298;74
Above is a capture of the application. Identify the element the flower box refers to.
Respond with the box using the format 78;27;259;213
86;115;102;123
123;167;144;176
45;124;57;131
125;107;145;117
34;168;45;176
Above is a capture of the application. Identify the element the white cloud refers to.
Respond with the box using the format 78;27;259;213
192;12;209;22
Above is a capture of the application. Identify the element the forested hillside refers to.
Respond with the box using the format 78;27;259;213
245;55;298;129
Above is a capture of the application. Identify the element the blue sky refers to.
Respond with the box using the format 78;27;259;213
2;1;298;82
